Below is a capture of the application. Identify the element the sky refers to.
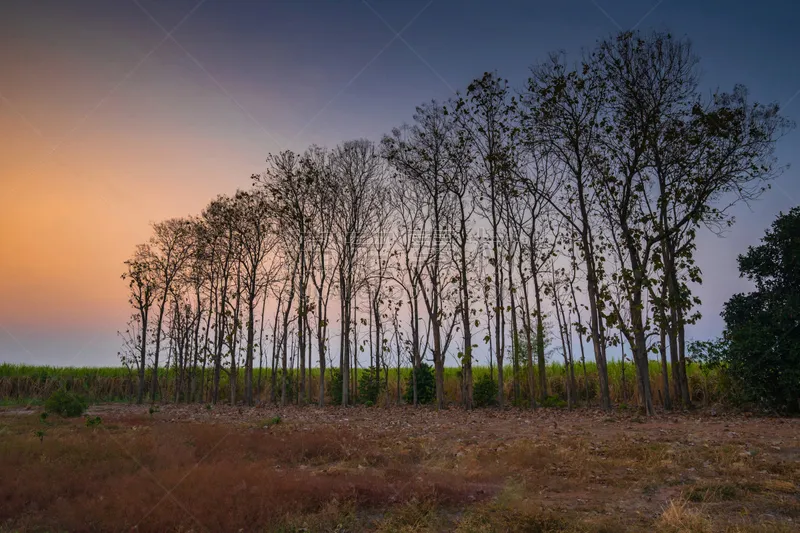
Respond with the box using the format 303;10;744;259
0;0;798;367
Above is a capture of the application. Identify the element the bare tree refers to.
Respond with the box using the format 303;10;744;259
383;102;459;409
122;246;157;404
330;140;385;406
523;54;613;411
147;218;193;403
454;73;519;407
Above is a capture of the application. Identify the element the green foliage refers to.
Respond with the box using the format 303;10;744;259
688;339;727;370
357;366;380;405
35;429;46;443
329;368;343;405
722;208;800;412
44;389;88;418
541;395;567;408
148;405;159;417
85;415;102;428
403;363;435;405
264;416;281;427
276;370;297;402
473;373;498;407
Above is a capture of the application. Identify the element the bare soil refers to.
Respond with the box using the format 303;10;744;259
1;403;798;532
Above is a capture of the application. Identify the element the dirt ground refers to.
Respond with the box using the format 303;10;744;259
1;403;798;532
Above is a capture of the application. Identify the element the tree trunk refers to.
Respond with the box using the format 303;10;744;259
659;325;672;410
532;274;547;403
150;298;168;403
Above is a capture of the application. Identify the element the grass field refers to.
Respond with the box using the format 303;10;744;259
0;361;725;408
1;403;797;532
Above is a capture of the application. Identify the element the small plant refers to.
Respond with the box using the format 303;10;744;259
35;429;46;443
329;368;343;405
363;400;374;407
358;366;381;405
260;415;282;428
685;484;738;503
39;412;49;425
205;403;212;410
44;389;88;418
473;373;498;407
148;405;159;418
85;415;102;428
541;395;567;408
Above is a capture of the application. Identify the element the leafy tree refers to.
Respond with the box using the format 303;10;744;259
722;208;800;412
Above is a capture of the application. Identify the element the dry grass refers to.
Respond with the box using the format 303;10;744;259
657;499;712;533
1;404;798;532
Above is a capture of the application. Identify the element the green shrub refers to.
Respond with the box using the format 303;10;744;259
329;368;343;405
473;373;498;407
85;415;102;428
541;395;567;408
403;363;435;405
358;366;381;405
44;389;88;418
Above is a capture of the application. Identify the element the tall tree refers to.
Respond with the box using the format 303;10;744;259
523;54;613;410
383;102;457;409
148;218;194;403
232;189;279;406
122;244;157;404
592;31;789;414
330;140;385;406
455;73;519;407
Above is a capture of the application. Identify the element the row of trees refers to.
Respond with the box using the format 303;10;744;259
121;30;789;414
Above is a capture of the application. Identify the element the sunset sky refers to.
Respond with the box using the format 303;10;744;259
1;0;798;366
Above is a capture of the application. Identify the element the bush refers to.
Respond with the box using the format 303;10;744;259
328;368;343;405
541;395;567;408
473;373;498;407
403;363;435;405
358;366;381;405
275;371;296;402
45;389;88;417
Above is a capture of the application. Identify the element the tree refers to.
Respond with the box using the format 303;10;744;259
232;189;279;406
523;53;613;411
330;139;385;406
591;31;789;415
122;245;157;404
305;147;339;407
455;72;519;408
722;208;800;412
383;102;458;409
148;219;194;403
